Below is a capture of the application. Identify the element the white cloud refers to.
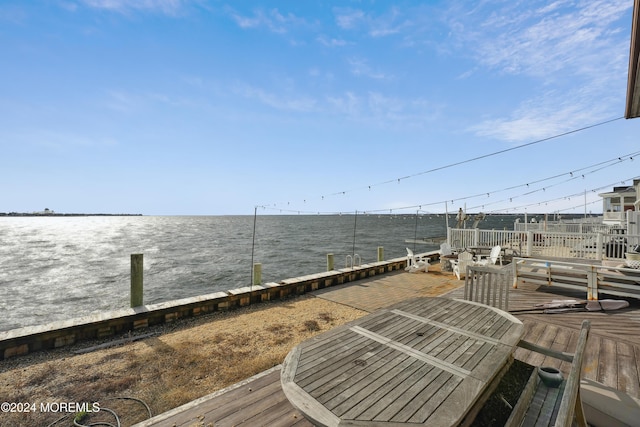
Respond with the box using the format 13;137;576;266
326;91;437;128
333;7;409;38
316;35;348;47
233;83;318;112
470;89;614;142
456;0;630;79
229;8;309;34
105;90;141;113
449;0;631;142
347;57;389;80
79;0;188;15
335;9;365;30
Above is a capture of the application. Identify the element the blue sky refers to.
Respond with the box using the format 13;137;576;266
1;0;639;216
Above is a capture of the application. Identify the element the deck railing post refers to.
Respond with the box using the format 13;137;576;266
587;266;598;300
526;231;534;256
130;254;144;308
377;247;384;262
596;233;603;261
327;253;334;271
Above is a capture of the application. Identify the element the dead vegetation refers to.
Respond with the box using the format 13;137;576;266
0;295;366;427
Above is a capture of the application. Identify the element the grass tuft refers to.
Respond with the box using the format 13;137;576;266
303;320;321;332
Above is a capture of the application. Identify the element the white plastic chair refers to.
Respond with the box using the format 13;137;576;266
439;243;454;257
475;245;503;266
406;248;428;273
451;251;474;280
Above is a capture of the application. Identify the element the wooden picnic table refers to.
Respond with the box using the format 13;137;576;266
281;297;524;426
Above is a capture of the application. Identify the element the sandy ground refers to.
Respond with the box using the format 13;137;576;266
0;296;367;427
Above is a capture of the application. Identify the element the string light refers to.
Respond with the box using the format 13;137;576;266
257;149;639;215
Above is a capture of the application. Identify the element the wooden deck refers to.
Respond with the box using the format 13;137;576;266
133;267;640;426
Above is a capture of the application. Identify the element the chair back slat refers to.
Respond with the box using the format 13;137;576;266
464;265;511;311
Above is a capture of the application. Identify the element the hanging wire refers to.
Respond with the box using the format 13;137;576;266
478;176;639;214
325;117;624;198
258;117;625;210
258;149;638;215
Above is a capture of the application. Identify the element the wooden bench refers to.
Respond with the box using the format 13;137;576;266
506;319;591;427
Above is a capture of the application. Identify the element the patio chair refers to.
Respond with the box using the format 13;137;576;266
476;245;503;266
405;248;428;273
451;251;474;280
439;242;454;257
463;264;511;311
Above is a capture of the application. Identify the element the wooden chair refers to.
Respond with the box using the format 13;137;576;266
463;264;511;311
462;267;590;426
507;320;591;427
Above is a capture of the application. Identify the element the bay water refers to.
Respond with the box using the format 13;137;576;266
0;214;519;331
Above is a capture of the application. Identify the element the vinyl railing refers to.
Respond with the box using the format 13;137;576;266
513;222;618;234
447;228;640;261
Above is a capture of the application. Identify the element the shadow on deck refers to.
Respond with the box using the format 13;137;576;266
134;265;640;426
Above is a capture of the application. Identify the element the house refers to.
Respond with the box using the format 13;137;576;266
598;179;640;228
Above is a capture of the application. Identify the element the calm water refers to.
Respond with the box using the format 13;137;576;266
0;214;520;331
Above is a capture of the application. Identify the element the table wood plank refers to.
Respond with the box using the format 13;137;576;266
346;361;438;421
330;353;428;417
310;345;406;401
322;353;418;409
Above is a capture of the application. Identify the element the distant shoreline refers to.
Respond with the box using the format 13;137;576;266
0;213;143;217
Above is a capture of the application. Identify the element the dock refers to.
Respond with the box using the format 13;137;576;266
133;264;640;426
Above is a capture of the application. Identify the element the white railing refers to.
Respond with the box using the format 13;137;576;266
513;221;616;234
603;211;627;223
512;257;640;300
447;228;640;261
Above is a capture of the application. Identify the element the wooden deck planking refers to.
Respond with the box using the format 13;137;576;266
137;269;640;426
134;366;312;427
446;279;640;400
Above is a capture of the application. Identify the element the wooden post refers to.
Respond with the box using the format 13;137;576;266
130;254;143;308
377;247;384;262
327;253;334;271
252;263;262;286
253;263;262;286
512;258;519;289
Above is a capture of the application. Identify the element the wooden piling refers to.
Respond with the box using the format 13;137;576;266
377;247;384;262
253;263;262;286
131;254;144;307
327;253;334;271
